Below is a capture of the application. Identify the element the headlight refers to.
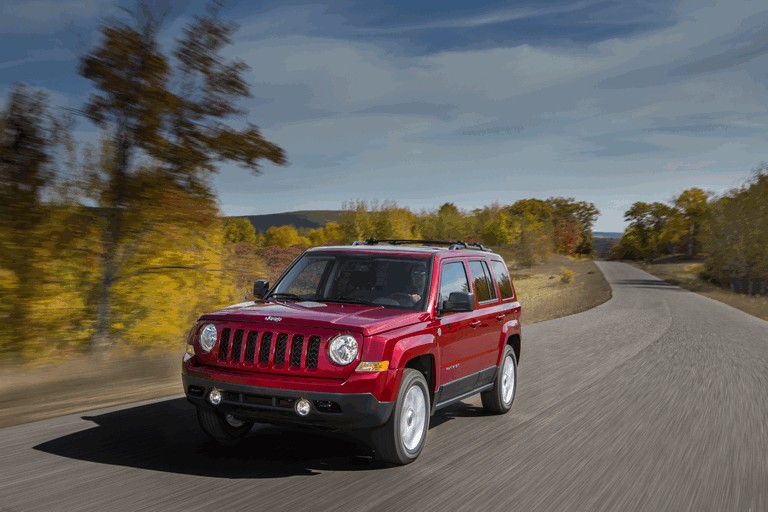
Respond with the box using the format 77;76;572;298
328;334;358;365
199;323;217;353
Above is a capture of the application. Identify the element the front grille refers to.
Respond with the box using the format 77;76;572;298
218;328;231;361
259;333;272;365
231;329;244;362
290;335;304;367
245;332;258;363
274;334;289;366
307;336;321;367
213;328;328;372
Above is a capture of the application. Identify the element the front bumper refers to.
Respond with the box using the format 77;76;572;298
183;373;395;430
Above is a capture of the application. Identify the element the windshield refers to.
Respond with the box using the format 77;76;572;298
269;253;431;310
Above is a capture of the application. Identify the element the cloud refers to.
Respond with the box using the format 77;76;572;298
0;48;74;70
664;160;717;172
0;0;110;32
358;1;600;33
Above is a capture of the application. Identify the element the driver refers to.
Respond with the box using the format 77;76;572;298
407;264;427;303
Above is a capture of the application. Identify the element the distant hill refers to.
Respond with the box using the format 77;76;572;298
234;210;342;232
593;231;623;239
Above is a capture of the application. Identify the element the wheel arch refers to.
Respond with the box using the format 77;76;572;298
507;333;521;363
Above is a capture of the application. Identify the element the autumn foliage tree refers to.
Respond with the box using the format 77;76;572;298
704;169;768;294
79;3;285;351
0;86;59;355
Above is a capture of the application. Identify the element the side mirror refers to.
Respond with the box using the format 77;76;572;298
440;291;474;313
253;279;270;299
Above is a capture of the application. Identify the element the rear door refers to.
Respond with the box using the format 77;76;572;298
467;259;504;372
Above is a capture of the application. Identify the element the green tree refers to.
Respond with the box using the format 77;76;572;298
617;201;675;260
79;4;286;352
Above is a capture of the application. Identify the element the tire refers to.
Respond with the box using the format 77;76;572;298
481;345;517;414
371;368;430;465
196;407;254;445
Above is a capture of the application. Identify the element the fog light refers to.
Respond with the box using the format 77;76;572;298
295;398;311;416
209;388;222;405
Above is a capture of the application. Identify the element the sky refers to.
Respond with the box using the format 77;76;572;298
1;0;767;232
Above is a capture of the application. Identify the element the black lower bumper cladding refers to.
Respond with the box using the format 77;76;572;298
183;374;394;430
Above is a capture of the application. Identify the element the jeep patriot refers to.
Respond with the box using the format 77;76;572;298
182;239;522;465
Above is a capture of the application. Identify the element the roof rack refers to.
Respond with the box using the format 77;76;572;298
351;238;493;252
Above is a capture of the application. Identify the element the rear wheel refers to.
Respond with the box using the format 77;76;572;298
372;368;430;465
481;345;517;414
196;408;254;445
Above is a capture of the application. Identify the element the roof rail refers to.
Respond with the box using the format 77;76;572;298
351;238;493;252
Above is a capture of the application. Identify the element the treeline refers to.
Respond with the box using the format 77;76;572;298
614;169;768;295
226;198;600;266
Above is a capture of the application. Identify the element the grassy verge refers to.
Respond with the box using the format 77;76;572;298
0;255;611;428
512;255;612;324
630;260;768;322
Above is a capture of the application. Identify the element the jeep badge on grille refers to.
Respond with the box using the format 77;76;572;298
265;316;282;322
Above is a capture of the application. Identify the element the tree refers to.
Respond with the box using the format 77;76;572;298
618;201;676;260
0;85;58;355
79;3;286;352
704;168;768;293
339;200;374;241
224;217;258;245
547;197;600;256
673;188;709;258
508;199;555;265
265;225;309;247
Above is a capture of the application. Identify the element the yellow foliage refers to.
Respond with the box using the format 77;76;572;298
560;267;575;284
112;216;240;348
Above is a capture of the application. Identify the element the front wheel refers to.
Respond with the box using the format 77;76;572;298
196;407;254;445
481;346;517;414
371;368;430;465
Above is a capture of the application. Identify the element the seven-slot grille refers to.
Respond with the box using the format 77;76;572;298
216;328;323;370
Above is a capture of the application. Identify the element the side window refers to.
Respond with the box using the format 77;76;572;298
469;260;497;303
491;260;515;299
439;261;470;305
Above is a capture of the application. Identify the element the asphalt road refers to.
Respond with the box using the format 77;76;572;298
2;262;767;512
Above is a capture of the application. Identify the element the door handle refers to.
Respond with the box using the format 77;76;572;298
469;320;482;328
496;314;505;322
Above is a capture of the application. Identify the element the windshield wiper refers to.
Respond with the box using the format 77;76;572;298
266;292;303;301
323;296;380;307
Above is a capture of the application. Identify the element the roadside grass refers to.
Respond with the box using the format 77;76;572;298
512;255;611;325
0;254;612;428
630;260;768;322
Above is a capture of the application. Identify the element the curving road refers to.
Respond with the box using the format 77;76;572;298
1;262;767;511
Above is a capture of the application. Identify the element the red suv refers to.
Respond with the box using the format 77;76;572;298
182;239;522;465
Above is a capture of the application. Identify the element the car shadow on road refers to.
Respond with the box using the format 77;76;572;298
34;397;487;478
34;398;385;478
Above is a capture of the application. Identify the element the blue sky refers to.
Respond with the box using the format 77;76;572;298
2;0;767;231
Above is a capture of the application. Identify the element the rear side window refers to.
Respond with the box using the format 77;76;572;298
439;261;470;305
490;260;515;299
469;260;497;303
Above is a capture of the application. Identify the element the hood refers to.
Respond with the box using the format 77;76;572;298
200;300;429;337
